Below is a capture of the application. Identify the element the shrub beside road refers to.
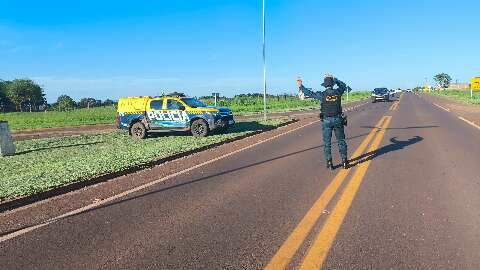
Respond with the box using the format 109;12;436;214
0;119;288;200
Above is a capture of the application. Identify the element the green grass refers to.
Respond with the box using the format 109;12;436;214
0;107;116;131
202;91;371;115
341;91;372;103
427;90;480;105
0;119;287;200
0;92;370;131
203;96;318;114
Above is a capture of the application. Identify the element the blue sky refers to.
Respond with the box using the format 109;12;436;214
1;0;479;102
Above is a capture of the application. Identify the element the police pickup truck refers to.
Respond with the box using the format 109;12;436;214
116;93;235;139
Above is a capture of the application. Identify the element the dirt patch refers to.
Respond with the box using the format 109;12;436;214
12;124;116;141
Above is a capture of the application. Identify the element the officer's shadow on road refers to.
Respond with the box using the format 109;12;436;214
347;136;423;168
0;134;423;237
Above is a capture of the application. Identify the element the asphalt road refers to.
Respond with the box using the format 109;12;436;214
2;93;480;269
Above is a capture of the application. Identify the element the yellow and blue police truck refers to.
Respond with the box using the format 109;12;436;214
116;93;234;139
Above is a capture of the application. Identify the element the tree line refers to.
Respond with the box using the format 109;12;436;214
0;78;116;112
0;79;46;112
54;96;116;111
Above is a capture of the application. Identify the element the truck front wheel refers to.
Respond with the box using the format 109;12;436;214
130;122;147;139
191;119;209;137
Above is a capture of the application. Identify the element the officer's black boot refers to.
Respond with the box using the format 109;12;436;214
342;158;349;169
326;160;334;170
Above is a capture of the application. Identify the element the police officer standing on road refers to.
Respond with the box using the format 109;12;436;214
297;75;349;170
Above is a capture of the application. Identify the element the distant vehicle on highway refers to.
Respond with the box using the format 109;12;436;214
371;88;390;103
117;93;235;139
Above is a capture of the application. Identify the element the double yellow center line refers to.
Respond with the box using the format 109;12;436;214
389;94;404;111
389;102;399;111
265;115;393;270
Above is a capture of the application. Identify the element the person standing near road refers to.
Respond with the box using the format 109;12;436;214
297;75;349;170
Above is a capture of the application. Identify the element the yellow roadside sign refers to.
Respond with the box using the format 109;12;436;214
471;77;480;91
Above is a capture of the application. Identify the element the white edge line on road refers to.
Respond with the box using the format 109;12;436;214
0;120;320;243
429;99;479;131
433;103;451;112
1;102;370;243
458;116;480;130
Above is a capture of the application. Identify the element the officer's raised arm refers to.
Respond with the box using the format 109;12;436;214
296;78;323;100
334;78;348;95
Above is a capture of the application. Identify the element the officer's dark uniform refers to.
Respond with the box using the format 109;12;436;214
299;77;348;169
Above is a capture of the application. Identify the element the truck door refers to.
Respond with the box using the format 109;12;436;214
164;99;189;129
146;98;166;129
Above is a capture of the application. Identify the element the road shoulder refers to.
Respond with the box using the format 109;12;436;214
420;93;480;126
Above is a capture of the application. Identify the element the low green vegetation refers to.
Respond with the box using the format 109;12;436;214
342;91;372;103
428;90;480;105
0;92;371;131
202;95;318;114
0;119;287;200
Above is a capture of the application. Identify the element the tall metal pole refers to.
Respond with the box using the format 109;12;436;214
262;0;267;121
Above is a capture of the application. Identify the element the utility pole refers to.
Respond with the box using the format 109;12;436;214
262;0;267;121
212;92;220;107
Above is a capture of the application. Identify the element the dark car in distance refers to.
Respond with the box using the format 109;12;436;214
371;88;390;103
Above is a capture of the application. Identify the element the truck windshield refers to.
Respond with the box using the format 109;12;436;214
181;98;207;108
374;88;388;94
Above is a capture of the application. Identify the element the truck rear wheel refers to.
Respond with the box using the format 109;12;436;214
191;119;209;137
130;122;147;139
